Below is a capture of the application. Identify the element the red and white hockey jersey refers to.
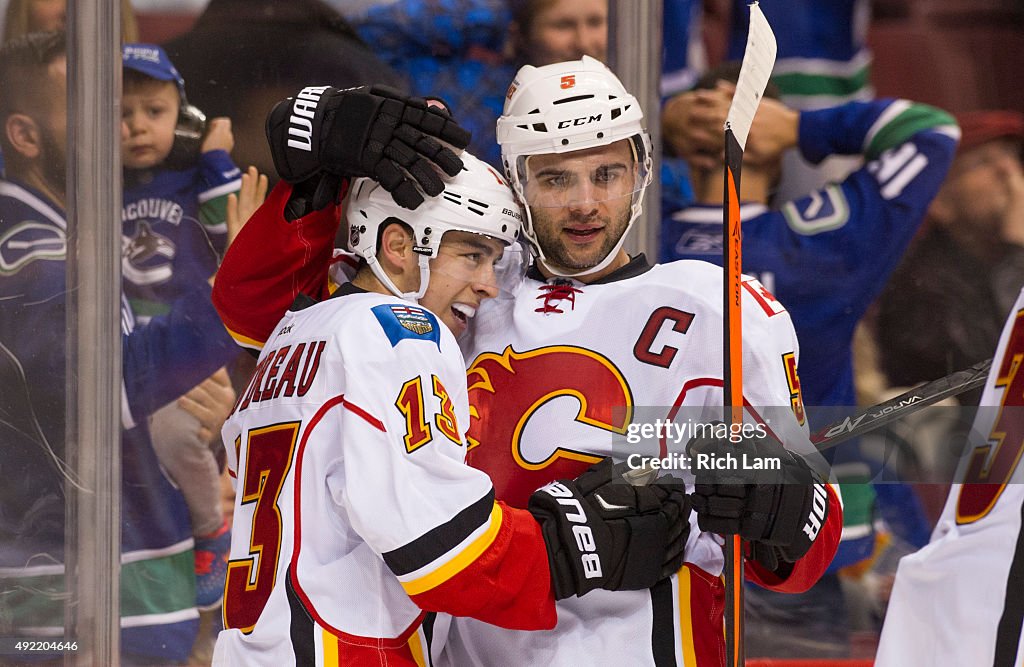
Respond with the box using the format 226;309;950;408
876;289;1024;667
442;258;842;666
213;287;555;666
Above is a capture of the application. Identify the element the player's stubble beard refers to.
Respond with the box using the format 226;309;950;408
532;203;630;273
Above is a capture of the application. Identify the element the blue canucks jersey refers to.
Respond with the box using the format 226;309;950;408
728;0;873;109
122;149;240;322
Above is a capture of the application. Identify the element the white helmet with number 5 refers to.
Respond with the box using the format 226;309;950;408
345;151;523;300
496;56;653;277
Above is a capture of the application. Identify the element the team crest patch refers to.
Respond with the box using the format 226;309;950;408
372;304;441;349
393;305;433;334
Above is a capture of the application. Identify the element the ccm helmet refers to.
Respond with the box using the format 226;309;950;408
345;151;523;300
496;56;653;277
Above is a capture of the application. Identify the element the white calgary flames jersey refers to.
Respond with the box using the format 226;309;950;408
445;259;831;666
213;290;493;666
877;289;1024;667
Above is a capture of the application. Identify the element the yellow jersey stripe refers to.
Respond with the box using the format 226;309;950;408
321;626;339;667
226;326;265;351
400;503;503;596
408;629;427;667
678;567;698;666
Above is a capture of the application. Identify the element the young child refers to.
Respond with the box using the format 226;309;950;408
121;43;242;610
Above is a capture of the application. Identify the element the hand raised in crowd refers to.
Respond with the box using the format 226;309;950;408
177;367;237;446
663;81;798;170
663;83;731;170
745;92;800;169
201;117;235;154
267;85;472;218
226;165;269;247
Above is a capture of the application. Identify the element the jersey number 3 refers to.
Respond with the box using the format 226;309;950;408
957;310;1024;524
223;422;299;632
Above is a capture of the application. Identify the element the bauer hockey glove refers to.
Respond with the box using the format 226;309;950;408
266;85;471;218
527;458;690;600
686;429;830;571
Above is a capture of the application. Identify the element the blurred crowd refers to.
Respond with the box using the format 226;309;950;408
0;0;1021;664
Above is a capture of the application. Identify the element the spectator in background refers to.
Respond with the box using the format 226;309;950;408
507;0;607;67
876;111;1024;406
120;42;262;611
0;31;242;663
662;63;958;657
663;0;873;206
347;0;608;168
3;0;138;42
659;0;876;232
162;0;401;185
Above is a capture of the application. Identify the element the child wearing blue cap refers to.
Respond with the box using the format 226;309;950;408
121;42;242;611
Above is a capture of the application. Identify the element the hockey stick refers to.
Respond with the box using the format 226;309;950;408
810;357;992;448
721;5;776;665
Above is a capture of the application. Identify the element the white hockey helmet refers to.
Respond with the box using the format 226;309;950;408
496;55;653;277
345;151;523;300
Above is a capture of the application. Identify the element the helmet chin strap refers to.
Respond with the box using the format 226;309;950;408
367;252;432;301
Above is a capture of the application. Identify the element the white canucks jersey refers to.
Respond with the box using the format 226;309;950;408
213;290;497;666
877;289;1024;667
445;259;840;666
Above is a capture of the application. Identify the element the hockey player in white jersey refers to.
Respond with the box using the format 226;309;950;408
876;289;1024;667
443;55;844;667
212;151;690;666
215;60;844;665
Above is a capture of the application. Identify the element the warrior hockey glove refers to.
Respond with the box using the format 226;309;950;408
266;85;471;218
686;429;830;571
528;458;690;600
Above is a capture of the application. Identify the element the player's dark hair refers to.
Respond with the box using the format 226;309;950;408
354;216;414;273
374;217;414;254
0;30;66;117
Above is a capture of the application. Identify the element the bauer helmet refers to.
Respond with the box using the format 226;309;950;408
496;55;653;277
345;151;523;300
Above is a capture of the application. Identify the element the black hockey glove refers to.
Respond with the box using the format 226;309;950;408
528;458;690;600
686;429;830;572
266;84;471;218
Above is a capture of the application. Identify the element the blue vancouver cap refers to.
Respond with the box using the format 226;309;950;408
122;43;185;94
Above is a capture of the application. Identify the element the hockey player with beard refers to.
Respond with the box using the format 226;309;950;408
213;58;843;665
